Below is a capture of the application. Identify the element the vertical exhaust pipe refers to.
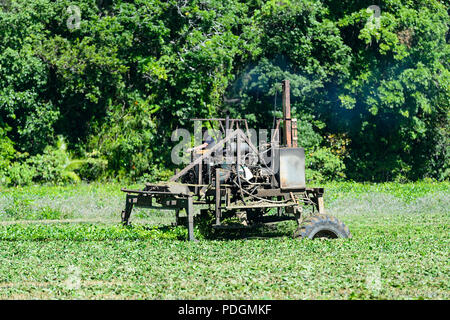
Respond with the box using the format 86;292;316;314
282;80;292;148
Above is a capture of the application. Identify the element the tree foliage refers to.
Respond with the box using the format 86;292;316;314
0;0;448;184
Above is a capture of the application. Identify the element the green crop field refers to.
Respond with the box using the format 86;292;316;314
0;181;448;299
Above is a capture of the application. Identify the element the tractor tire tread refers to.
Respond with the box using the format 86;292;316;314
293;214;352;239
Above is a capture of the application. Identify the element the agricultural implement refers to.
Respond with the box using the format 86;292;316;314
120;80;351;241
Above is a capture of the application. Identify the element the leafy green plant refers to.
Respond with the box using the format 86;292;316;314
306;147;346;182
2;136;109;186
0;0;448;184
26;136;84;184
0;126;15;169
0;181;447;299
4;161;35;186
0;125;16;185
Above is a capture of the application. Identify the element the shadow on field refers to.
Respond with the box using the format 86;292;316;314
208;224;294;240
140;221;295;241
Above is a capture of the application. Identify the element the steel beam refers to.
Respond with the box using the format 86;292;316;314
282;80;292;147
186;196;195;241
215;169;222;225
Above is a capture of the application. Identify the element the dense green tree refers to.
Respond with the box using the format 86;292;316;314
0;0;448;184
329;0;449;181
230;0;449;181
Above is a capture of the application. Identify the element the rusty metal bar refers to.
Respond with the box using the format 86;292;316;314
317;196;325;214
197;156;202;190
271;118;281;143
215;169;221;225
121;188;188;196
282;80;292;147
121;193;136;225
244;119;250;138
186;196;195;241
236;131;241;167
175;209;180;226
292;118;298;148
225;201;297;210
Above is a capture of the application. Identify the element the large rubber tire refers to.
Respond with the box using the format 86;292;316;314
294;214;351;239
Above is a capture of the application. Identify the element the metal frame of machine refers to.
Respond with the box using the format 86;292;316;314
120;80;351;241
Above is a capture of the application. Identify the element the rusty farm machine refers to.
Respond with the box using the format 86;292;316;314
120;80;351;241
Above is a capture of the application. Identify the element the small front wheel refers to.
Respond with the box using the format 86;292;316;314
294;214;351;239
